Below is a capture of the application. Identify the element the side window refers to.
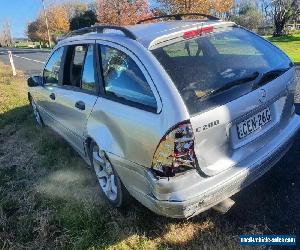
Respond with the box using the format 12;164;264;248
81;45;96;92
43;47;64;85
100;45;157;111
67;45;87;88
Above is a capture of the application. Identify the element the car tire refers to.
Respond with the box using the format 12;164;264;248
29;96;43;127
89;141;129;208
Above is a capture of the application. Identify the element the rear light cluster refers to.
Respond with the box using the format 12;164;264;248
151;122;196;177
183;25;214;39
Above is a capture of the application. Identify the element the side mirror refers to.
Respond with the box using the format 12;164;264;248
27;76;43;87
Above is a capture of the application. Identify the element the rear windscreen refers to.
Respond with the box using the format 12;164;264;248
151;27;292;115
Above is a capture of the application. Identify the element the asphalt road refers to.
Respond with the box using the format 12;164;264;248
0;48;50;76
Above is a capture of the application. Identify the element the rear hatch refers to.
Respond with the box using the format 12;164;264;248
152;24;296;176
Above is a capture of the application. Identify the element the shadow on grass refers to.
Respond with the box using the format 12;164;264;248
0;105;299;249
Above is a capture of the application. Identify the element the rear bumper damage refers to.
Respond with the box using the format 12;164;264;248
136;114;300;218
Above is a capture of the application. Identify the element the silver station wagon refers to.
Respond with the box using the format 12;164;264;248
28;14;300;218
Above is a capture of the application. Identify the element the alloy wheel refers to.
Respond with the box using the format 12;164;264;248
92;145;118;201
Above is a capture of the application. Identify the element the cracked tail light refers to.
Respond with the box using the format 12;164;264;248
151;121;196;177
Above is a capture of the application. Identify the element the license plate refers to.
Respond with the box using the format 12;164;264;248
237;107;271;139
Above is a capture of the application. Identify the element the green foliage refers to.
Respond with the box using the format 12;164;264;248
70;10;97;31
230;0;263;31
266;33;300;62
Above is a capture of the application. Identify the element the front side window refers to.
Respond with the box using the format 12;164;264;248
44;47;64;85
100;45;157;111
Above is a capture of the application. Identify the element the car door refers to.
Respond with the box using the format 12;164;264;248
88;41;163;167
51;42;99;155
34;46;65;129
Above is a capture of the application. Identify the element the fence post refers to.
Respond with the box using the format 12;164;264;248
8;50;17;76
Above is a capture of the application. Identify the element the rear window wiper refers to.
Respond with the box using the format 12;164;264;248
198;71;260;99
254;67;290;88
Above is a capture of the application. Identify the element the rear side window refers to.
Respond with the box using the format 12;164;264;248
67;45;88;88
152;27;292;115
62;44;97;93
100;45;157;111
44;47;64;85
81;45;96;92
73;45;87;65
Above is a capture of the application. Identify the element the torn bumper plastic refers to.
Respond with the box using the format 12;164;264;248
139;114;300;218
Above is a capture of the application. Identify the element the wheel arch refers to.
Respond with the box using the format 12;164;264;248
85;123;125;159
85;134;128;189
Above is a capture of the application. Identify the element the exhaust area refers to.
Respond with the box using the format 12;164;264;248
212;198;235;214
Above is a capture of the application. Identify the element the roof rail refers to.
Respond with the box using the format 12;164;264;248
61;25;137;40
137;13;220;24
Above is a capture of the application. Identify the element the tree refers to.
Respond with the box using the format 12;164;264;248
96;0;153;25
62;1;88;19
47;5;70;39
157;0;233;16
27;4;69;44
0;21;13;47
70;9;97;30
27;20;42;42
262;0;300;36
230;0;264;31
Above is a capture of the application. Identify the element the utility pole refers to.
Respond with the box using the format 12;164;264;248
41;0;52;48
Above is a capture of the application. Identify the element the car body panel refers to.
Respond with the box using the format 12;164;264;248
190;68;296;176
85;39;190;166
51;87;98;154
113;114;300;218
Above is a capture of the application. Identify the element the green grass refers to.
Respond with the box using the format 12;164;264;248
0;63;298;249
266;34;300;63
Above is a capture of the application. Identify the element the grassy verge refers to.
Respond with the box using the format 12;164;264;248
266;34;300;63
0;63;299;249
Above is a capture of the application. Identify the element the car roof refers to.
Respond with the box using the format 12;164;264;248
59;20;235;50
128;20;225;47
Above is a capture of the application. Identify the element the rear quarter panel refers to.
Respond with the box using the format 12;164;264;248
86;37;190;167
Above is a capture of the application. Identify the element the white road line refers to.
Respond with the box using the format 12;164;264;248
0;51;45;64
12;54;45;64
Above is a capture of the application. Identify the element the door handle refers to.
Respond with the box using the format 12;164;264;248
75;101;85;110
49;93;56;100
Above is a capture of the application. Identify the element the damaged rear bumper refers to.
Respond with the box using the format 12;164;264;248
140;114;300;218
112;114;300;218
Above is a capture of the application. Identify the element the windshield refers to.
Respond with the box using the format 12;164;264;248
151;27;292;115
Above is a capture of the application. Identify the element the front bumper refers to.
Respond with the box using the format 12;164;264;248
139;114;300;218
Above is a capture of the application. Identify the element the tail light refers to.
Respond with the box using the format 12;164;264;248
183;25;214;39
151;121;196;177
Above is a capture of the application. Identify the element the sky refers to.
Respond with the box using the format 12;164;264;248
0;0;41;38
0;0;158;38
0;0;93;38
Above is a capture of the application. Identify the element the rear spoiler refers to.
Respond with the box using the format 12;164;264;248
148;21;236;50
